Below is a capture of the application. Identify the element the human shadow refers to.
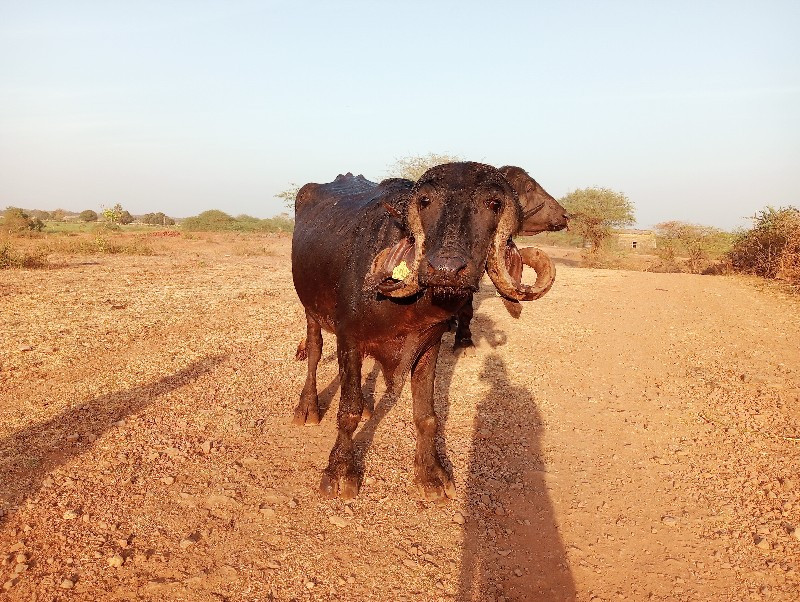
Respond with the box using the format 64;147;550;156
0;354;227;526
350;297;513;481
458;352;576;601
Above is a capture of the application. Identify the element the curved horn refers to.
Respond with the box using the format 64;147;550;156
517;246;556;300
376;200;425;297
487;198;526;300
487;198;556;301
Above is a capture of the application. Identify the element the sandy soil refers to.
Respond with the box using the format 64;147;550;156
1;235;799;601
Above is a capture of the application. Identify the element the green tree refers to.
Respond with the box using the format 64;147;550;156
142;212;175;226
101;203;125;224
560;187;635;251
119;210;134;225
386;152;462;181
79;209;98;222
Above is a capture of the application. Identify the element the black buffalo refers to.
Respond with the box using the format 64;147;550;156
291;162;555;500
452;165;569;350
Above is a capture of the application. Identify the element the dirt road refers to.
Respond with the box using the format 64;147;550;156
1;236;799;601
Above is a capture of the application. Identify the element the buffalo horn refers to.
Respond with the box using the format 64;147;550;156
487;198;556;301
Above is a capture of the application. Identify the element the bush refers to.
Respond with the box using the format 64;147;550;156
182;210;294;232
182;210;237;231
728;207;800;280
79;209;98;222
778;225;800;285
0;241;48;269
1;207;45;234
654;221;734;273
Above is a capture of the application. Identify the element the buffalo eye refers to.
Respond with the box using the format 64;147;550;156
418;196;431;209
484;198;502;213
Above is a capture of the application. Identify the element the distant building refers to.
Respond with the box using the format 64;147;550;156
614;229;657;250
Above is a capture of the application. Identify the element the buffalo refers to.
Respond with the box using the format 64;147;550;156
451;165;569;350
291;162;555;500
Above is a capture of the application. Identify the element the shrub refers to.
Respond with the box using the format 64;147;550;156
79;209;98;222
182;210;237;231
182;210;294;232
778;225;800;285
1;207;45;234
728;207;800;279
0;241;48;269
654;221;734;273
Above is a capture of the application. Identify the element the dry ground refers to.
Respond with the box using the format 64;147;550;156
1;235;799;601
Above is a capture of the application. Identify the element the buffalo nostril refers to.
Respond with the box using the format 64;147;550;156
428;256;468;274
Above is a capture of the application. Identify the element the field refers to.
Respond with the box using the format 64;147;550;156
1;234;799;601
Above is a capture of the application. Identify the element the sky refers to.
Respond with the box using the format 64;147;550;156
1;0;798;230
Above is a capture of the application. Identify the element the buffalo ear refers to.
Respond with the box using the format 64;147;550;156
382;201;402;219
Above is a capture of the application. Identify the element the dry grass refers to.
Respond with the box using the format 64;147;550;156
0;240;49;269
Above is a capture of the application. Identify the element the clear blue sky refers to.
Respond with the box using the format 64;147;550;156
1;0;798;229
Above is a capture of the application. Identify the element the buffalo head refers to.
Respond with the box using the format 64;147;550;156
371;162;555;302
499;165;569;235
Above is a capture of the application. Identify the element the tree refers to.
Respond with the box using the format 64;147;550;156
119;210;134;225
142;212;175;226
386;152;462;181
101;203;126;224
275;184;301;212
28;209;53;221
79;210;98;222
560;187;635;251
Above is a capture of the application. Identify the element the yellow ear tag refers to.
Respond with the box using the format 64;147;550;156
391;260;410;280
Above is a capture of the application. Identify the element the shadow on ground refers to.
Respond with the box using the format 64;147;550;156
456;352;576;601
319;298;576;599
0;354;227;526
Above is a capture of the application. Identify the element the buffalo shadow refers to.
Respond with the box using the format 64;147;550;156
0;354;226;526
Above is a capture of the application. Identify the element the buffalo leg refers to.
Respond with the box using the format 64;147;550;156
453;295;475;349
319;336;363;500
292;313;322;425
412;340;456;501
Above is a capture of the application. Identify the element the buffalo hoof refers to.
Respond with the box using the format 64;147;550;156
415;465;456;502
452;340;476;357
292;400;320;426
319;472;359;500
